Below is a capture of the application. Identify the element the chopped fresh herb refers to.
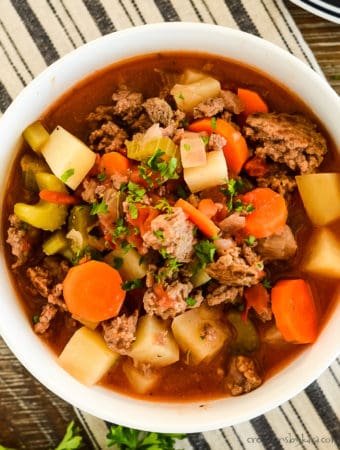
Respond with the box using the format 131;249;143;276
183;143;191;151
153;229;164;241
111;217;130;243
194;240;216;267
160;247;169;259
122;278;143;291
97;172;107;182
54;420;83;450
211;116;217;129
146;149;179;183
60;168;75;183
185;297;197;307
134;226;140;235
121;239;136;254
32;314;39;324
112;256;124;269
127;181;146;203
178;92;184;100
201;135;209;146
237;303;245;312
90;200;108;215
106;424;185;449
244;235;256;246
129;203;139;219
262;278;272;289
155;198;173;213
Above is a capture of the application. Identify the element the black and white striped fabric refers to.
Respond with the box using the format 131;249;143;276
1;1;339;449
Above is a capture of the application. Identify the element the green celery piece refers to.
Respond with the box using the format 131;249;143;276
227;310;259;353
43;230;69;255
14;172;68;231
126;136;178;161
22;120;50;153
20;153;50;192
190;267;211;288
68;205;96;251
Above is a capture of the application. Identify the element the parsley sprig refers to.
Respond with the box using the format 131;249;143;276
221;179;255;213
107;425;185;449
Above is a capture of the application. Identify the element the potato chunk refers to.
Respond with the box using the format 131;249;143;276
302;228;340;278
41;126;96;190
171;304;230;365
171;76;221;113
122;360;160;394
296;173;340;225
58;327;119;386
184;150;228;193
128;315;179;367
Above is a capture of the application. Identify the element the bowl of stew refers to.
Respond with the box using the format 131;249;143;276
0;22;339;432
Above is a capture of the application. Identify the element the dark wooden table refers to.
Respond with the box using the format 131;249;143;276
1;2;340;449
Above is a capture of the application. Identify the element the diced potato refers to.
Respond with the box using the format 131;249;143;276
171;304;230;365
302;228;340;278
128;315;179;367
184;150;228;193
71;315;99;331
22;120;50;153
105;247;147;281
296;173;340;225
180;69;206;84
171;76;221;113
180;137;207;168
14;172;68;231
41;126;96;190
58;327;119;386
122;359;160;394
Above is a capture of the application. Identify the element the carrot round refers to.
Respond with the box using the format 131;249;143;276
271;279;318;344
241;187;287;238
198;198;219;219
100;151;130;176
175;198;220;238
237;88;269;117
39;189;80;205
63;260;126;322
188;118;250;175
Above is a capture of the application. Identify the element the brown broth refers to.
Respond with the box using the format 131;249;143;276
2;51;340;402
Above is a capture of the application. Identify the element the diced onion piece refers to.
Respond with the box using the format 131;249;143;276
296;173;340;225
128;315;179;367
180;137;207;168
190;267;211;287
105;247;147;281
171;304;230;365
41;126;96;190
184;150;228;193
171;76;221;113
22;121;50;153
58;327;119;386
302;228;340;278
179;69;206;84
122;359;160;394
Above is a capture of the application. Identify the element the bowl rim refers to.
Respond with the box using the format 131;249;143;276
0;22;340;432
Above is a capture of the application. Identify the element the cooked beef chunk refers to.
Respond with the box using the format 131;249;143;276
111;89;144;123
226;355;262;395
88;121;128;153
244;113;327;174
257;224;297;261
87;105;116;125
102;310;138;355
27;265;51;298
193;97;225;119
143;97;174;126
208;133;226;152
206;284;243;306
130;112;153;133
220;90;244;114
219;213;246;236
256;166;296;197
143;280;202;319
6;214;33;268
206;242;263;287
142;207;196;262
34;303;58;334
47;283;67;311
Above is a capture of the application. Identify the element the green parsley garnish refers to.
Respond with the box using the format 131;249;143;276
129;203;139;219
122;278;143;291
146;149;179;183
244;235;256;246
178;92;184;100
262;278;272;289
153;229;164;240
183;143;191;151
32;314;39;324
106;424;185;449
210;116;217;129
60;168;75;183
194;240;216;268
154;198;173;214
185;297;197;307
112;256;124;269
201;135;209;146
111;217;130;243
90;200;108;215
97;172;107;182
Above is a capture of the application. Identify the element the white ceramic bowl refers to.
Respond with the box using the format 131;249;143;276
0;23;339;433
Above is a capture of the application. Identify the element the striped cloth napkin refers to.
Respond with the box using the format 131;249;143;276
1;1;339;449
